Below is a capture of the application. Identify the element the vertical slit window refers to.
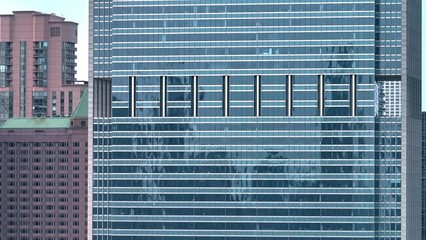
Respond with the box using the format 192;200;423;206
19;41;26;117
60;91;65;116
52;91;57;116
319;75;324;116
129;76;135;117
68;91;73;115
161;76;166;117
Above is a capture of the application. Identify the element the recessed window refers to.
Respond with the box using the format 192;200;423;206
50;27;60;37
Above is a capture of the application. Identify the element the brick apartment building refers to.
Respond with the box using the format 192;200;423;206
0;11;86;122
0;91;88;240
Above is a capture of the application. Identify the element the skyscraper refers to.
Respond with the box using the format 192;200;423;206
90;1;421;239
422;112;426;239
0;11;86;122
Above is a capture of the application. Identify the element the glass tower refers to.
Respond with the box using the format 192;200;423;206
423;112;426;239
90;0;421;239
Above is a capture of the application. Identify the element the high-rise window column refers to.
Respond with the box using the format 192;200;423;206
33;41;48;87
223;76;229;117
287;75;292;116
129;76;135;117
69;91;73;115
192;76;198;117
255;75;261;117
351;74;357;116
319;75;324;116
52;91;57;116
160;76;166;117
0;42;12;88
19;41;26;117
60;91;65;116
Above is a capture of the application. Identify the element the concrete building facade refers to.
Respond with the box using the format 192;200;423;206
0;11;86;122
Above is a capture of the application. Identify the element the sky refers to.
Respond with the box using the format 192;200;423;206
1;0;425;109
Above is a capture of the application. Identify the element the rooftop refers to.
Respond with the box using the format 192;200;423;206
0;118;70;129
0;90;88;129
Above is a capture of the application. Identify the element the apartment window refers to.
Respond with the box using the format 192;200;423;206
60;91;65;116
46;182;55;187
45;173;55;178
0;92;13;121
33;189;43;195
69;91;73;114
59;166;68;171
52;91;57;116
59;205;68;210
60;181;68;187
50;27;60;37
34;41;48;87
19;41;26;117
46;166;54;171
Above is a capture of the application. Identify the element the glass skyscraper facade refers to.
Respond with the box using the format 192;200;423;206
90;0;421;239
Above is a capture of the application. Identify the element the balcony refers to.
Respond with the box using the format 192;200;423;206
34;79;47;88
65;70;77;75
65;46;77;51
0;69;12;74
0;46;12;51
33;68;47;73
34;74;48;81
65;54;77;59
1;61;12;66
65;62;77;67
34;53;47;58
0;52;12;58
